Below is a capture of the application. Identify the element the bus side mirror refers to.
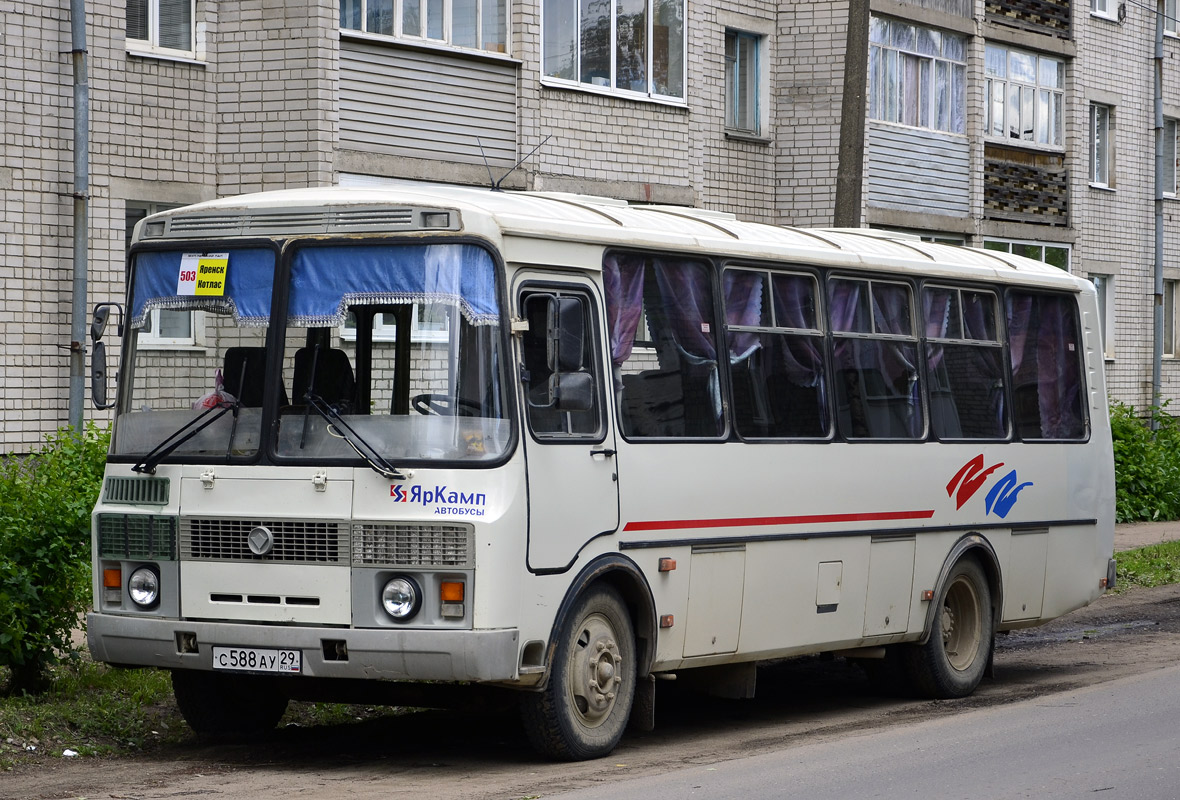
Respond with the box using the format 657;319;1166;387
91;340;115;409
547;296;585;373
91;305;110;341
548;370;594;412
90;303;122;409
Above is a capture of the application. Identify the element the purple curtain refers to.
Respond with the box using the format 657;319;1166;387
771;273;824;387
1006;292;1084;440
723;270;764;360
603;252;648;367
652;258;717;361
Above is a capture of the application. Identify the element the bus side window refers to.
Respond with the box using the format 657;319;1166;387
829;277;923;440
603;253;724;439
923;286;1008;440
521;291;603;438
1006;291;1087;440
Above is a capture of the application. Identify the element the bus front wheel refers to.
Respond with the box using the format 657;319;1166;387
520;584;636;760
903;557;993;699
171;669;289;737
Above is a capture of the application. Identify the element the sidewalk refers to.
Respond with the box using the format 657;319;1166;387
1115;520;1180;552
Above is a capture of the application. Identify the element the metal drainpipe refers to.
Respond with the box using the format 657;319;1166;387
68;0;89;432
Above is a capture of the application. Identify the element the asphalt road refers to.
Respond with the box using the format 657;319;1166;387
551;664;1180;799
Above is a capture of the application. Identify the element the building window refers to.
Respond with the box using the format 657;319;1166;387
984;44;1063;147
869;16;966;134
126;0;194;55
340;0;508;54
983;239;1071;271
1166;119;1178;196
1091;0;1117;19
1090;274;1115;358
342;307;450;343
127;203;200;348
1168;0;1178;35
1090;103;1113;187
725;31;761;135
542;0;686;100
1166;280;1178;357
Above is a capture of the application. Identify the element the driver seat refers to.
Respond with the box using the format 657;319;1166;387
293;347;356;411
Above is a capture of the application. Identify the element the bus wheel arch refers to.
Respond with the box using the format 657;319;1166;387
520;556;656;760
905;536;1001;699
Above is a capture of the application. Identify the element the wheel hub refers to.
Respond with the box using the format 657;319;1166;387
568;613;624;727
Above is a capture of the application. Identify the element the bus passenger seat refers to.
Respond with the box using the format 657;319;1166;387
223;346;282;408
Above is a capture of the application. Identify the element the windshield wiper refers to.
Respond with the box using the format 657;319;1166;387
303;392;412;481
132;400;238;474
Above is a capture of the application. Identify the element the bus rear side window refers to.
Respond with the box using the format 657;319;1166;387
1006;291;1087;440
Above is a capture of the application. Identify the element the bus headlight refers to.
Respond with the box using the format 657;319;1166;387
127;566;160;609
381;576;422;621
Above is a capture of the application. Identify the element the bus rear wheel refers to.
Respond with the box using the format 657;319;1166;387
903;557;993;699
520;584;636;761
171;669;289;737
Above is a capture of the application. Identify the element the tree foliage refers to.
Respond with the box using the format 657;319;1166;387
0;424;110;694
1110;402;1180;523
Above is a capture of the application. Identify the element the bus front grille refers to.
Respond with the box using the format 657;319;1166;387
352;522;473;568
180;518;349;564
98;514;177;559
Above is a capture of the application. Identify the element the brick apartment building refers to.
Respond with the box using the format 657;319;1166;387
2;0;1177;451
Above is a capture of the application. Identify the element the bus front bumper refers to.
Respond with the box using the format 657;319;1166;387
87;613;521;683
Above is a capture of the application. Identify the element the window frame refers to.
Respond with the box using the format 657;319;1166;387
1090;103;1114;188
1166;118;1178;197
125;0;197;58
339;0;510;56
540;0;688;103
1165;279;1178;358
984;43;1064;149
868;15;967;135
1167;0;1179;36
1090;273;1115;360
982;238;1072;272
341;306;451;345
1090;0;1117;20
724;29;764;137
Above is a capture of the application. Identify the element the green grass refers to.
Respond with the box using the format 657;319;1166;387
0;655;398;771
1115;539;1180;592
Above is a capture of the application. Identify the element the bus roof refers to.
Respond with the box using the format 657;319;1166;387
144;183;1082;290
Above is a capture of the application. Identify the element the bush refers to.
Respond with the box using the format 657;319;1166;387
0;424;110;694
1110;402;1180;523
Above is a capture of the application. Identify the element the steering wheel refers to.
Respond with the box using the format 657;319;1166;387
411;393;483;416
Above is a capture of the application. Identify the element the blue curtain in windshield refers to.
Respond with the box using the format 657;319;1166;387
131;248;276;328
288;243;499;327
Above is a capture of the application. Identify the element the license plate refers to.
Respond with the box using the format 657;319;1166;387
212;646;301;674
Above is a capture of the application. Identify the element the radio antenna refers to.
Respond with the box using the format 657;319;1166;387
474;136;498;190
494;134;553;191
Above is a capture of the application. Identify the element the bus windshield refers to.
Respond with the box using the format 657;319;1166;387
113;242;511;467
273;242;511;464
114;247;277;461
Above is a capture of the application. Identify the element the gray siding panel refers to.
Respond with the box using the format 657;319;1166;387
867;123;970;217
340;42;518;166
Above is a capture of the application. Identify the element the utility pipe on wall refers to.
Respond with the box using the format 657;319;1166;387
1155;0;1165;422
68;0;89;431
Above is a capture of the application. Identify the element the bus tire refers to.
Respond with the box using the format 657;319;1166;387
171;669;288;737
903;557;993;699
520;584;636;761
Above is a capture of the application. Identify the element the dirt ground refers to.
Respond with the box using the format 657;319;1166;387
7;576;1180;800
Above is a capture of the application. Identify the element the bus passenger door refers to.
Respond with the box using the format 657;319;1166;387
516;282;620;571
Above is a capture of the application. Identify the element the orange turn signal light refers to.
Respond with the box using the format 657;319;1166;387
103;568;122;589
440;581;465;603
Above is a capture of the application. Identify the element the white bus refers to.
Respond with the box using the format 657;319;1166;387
88;184;1116;760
